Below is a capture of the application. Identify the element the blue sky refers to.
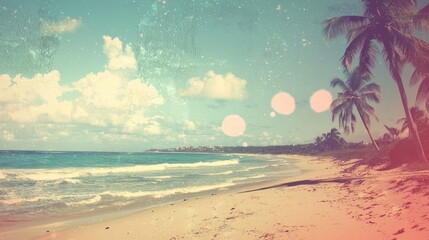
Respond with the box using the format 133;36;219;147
0;0;427;151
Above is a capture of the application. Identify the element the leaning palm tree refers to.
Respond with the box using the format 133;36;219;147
331;69;381;151
323;0;429;164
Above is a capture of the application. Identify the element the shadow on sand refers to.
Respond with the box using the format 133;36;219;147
240;177;357;193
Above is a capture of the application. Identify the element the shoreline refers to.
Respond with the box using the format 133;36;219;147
3;154;429;239
0;154;304;239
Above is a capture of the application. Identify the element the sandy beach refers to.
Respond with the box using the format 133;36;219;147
3;154;429;240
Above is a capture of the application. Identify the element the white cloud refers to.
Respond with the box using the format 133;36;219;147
3;131;15;141
103;35;137;70
178;133;187;140
180;71;247;100
42;17;82;35
0;36;164;136
0;71;72;123
144;121;161;135
184;120;196;131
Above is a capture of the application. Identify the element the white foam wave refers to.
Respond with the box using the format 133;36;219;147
145;175;173;179
238;165;268;172
205;170;234;176
101;182;236;199
65;195;102;206
231;174;266;182
0;196;60;205
4;159;240;182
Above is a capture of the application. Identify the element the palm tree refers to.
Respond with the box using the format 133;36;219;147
331;69;381;151
324;128;347;150
323;0;429;164
384;124;400;141
397;107;429;133
314;136;324;146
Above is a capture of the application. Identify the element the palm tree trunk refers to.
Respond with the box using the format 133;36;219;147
395;78;429;165
356;107;380;151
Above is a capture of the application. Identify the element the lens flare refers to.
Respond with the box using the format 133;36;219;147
221;114;246;137
271;92;295;115
310;89;333;113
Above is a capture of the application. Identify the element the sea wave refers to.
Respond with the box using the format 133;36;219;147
204;170;234;176
0;196;61;205
231;174;266;182
101;182;236;199
54;179;82;184
65;195;102;206
145;175;173;179
238;165;269;172
2;159;240;182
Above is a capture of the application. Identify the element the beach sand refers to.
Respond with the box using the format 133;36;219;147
3;155;429;240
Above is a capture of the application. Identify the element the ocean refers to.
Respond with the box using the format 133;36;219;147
0;151;300;224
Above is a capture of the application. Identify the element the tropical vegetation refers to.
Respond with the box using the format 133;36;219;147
397;106;429;133
314;128;347;151
323;0;429;165
383;124;400;142
330;68;381;151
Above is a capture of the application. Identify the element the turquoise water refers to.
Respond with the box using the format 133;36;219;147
0;151;299;223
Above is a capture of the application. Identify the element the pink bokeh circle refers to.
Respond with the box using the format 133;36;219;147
221;114;246;137
310;89;333;113
271;92;295;115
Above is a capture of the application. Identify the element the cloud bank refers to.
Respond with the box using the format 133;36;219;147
180;71;247;100
0;36;164;137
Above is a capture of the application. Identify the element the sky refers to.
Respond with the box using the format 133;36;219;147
0;0;428;151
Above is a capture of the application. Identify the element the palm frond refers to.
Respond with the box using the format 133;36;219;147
350;112;357;133
416;77;429;111
331;99;344;118
397;117;409;132
358;38;377;77
389;28;421;64
341;101;354;134
410;65;426;86
384;124;399;136
323;16;368;41
356;101;371;126
356;99;378;123
357;82;381;94
331;99;348;122
341;30;369;70
348;68;372;91
360;92;381;103
397;117;406;124
411;2;429;31
407;37;429;75
330;78;349;91
387;0;417;14
362;0;383;17
379;32;404;83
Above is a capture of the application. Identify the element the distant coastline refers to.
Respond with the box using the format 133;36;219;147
146;144;319;155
